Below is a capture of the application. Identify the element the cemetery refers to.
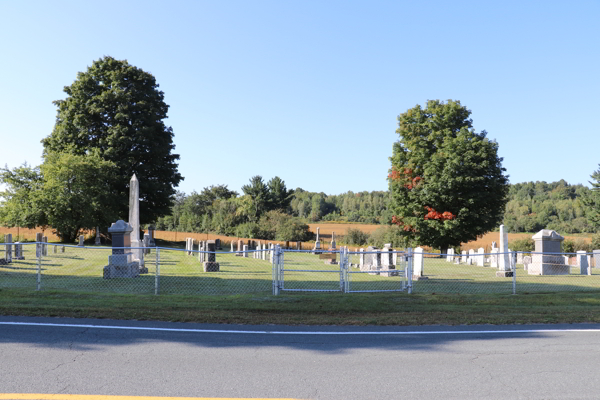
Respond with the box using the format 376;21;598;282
0;174;599;296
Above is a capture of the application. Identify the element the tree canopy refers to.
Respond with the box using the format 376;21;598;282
583;165;600;230
41;56;183;224
388;100;509;251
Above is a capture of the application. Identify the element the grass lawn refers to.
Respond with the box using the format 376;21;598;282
2;242;600;325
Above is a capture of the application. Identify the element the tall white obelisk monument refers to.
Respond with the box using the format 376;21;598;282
129;174;146;271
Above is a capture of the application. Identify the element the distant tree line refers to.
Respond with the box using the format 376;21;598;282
155;177;600;242
502;180;597;234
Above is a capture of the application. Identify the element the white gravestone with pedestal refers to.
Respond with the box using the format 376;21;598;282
528;230;569;275
95;227;101;245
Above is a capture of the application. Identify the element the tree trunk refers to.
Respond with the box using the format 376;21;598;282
440;246;448;259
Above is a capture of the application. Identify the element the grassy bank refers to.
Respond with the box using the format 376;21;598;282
2;289;600;326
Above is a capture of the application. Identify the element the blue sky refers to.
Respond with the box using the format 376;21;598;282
1;0;598;196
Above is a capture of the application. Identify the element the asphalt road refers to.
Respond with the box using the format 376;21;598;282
2;316;600;399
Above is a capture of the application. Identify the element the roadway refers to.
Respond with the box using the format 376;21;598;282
2;316;600;399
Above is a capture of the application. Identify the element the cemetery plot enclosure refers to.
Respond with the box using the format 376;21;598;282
2;243;600;296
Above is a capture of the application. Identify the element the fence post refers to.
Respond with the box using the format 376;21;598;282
406;247;413;294
272;245;280;295
155;248;160;295
344;248;350;293
512;251;517;295
339;248;347;293
36;242;41;291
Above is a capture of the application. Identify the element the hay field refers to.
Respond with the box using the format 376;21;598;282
0;227;63;242
307;223;380;239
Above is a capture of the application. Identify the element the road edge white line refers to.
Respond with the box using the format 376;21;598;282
1;321;600;335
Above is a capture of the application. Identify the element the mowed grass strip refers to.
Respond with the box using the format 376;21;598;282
2;289;600;326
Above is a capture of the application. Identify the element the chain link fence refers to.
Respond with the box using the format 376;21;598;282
1;243;599;295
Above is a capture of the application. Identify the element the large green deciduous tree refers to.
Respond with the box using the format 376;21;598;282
38;153;118;242
389;100;509;253
41;56;183;225
0;163;47;230
1;154;119;242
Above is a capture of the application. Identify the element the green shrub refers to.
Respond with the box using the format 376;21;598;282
508;238;534;252
592;234;600;250
343;228;370;246
234;222;270;239
563;239;575;254
368;225;409;249
275;219;313;242
562;239;591;253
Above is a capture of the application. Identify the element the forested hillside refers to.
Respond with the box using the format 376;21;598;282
503;180;594;233
155;178;598;236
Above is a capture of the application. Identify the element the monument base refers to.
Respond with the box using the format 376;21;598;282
412;275;427;280
139;266;149;274
203;262;220;272
0;259;9;265
496;270;513;277
527;263;570;276
103;261;140;278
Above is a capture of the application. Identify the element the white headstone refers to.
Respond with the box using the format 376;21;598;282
243;244;248;257
477;247;485;266
95;226;101;245
461;250;467;264
413;247;424;277
594;250;600;269
498;225;510;271
491;248;499;269
446;248;454;262
577;251;589;275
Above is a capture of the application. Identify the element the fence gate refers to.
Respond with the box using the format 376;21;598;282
345;249;408;293
272;246;410;294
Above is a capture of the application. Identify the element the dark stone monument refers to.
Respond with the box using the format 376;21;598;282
103;220;140;278
203;240;220;272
